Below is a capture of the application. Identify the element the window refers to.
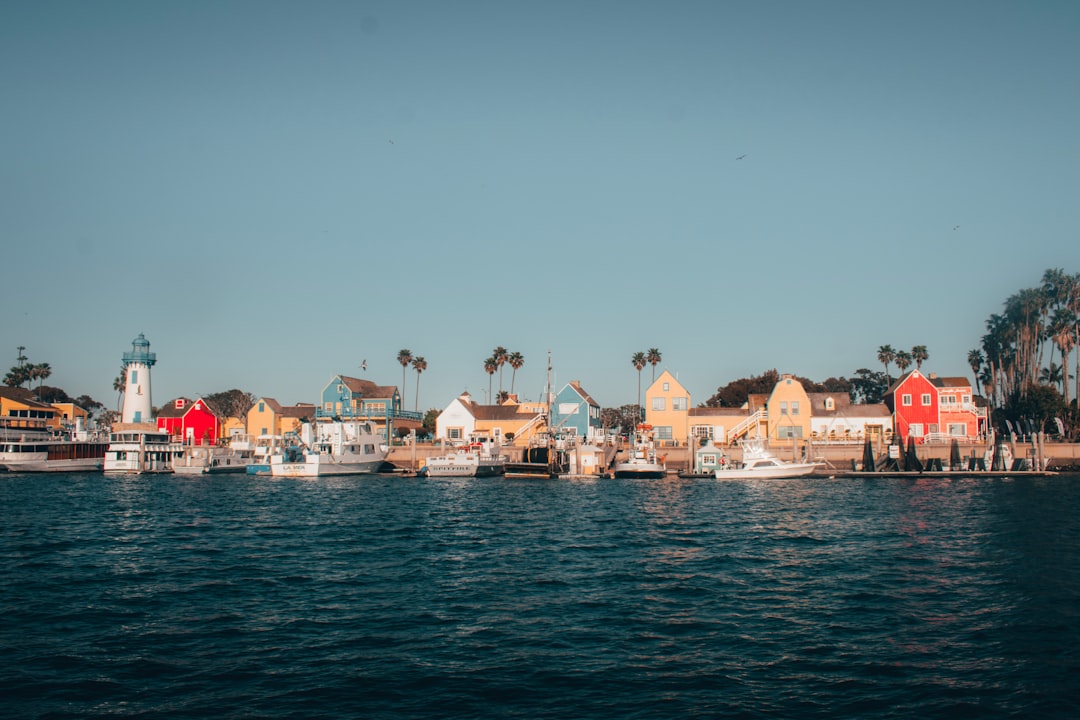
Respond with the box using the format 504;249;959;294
825;397;835;411
130;370;138;384
337;384;343;393
921;394;932;406
909;423;924;437
778;426;804;439
673;397;688;411
652;397;666;411
324;402;333;412
655;426;672;440
692;426;714;439
258;402;265;413
941;395;956;407
448;427;463;440
780;401;788;414
948;423;967;436
663;382;669;391
902;394;912;406
792;401;800;415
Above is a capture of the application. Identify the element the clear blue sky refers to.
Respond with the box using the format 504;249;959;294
3;1;1079;413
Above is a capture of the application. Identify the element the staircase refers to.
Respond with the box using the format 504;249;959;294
727;410;765;444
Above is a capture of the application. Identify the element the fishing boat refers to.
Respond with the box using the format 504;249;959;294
422;434;507;477
714;439;821;479
245;434;285;475
269;420;388;477
172;445;251;475
612;424;667;479
103;427;184;474
0;420;109;473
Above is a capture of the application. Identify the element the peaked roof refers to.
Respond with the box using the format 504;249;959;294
0;386;53;409
565;381;599;407
338;375;398;399
930;376;973;389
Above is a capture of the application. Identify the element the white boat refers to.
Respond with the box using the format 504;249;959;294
0;421;109;473
172;445;251;475
423;435;507;477
104;427;184;474
269;421;388;477
245;434;285;475
612;424;666;479
714;439;822;479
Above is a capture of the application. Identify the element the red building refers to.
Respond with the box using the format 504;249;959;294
157;397;221;446
884;370;940;444
932;375;985;441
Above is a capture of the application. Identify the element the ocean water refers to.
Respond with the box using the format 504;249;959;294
2;472;1079;719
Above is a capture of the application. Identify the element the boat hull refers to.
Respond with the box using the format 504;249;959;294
612;463;666;479
270;458;385;477
715;463;819;480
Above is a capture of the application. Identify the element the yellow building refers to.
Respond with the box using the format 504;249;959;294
643;370;690;446
0;387;59;431
51;402;90;429
764;374;813;445
246;398;316;437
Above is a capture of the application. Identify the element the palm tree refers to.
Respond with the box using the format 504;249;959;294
967;349;985;397
397;349;413;409
911;345;928;370
895;350;912;375
877;345;896;383
33;362;51;391
1039;362;1064;388
113;367;126;411
1050;307;1076;409
483;356;498;403
411;356;427;412
646;348;662;383
492;346;509;394
508;351;524;394
631;351;646;422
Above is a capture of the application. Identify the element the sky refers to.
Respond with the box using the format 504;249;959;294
3;1;1080;414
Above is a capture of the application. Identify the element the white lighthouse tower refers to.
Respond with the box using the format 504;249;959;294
121;333;156;424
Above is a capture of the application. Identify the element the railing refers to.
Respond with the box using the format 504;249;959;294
314;407;424;422
727;410;764;443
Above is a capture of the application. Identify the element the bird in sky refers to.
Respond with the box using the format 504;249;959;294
360;359;367;371
736;154;747;160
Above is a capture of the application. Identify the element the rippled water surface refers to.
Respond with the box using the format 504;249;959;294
2;472;1080;718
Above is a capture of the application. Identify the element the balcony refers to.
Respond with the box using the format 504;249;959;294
314;406;423;423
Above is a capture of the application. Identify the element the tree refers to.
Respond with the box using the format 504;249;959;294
203;389;257;423
646;348;662;384
601;405;642;436
411;356;427;412
74;394;104;420
877;345;896;384
508;351;524;394
704;369;781;408
113;367;126;412
483;356;497;403
397;349;413;409
967;349;985;397
850;368;888;405
421;408;439;439
31;362;51;391
492;346;509;394
895;350;912;375
35;386;71;404
911;345;928;370
631;351;646;422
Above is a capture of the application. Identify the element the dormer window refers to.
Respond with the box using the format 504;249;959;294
825;397;835;411
175;399;185;409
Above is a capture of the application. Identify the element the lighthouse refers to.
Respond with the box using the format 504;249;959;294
121;333;156;423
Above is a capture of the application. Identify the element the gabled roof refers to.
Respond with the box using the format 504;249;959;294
155;397;194;419
930;376;972;389
257;397;285;413
473;404;539;422
808;392;852;415
565;381;599;407
0;386;54;410
338;375;398;399
281;403;315;419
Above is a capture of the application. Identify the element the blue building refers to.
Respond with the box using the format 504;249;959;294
549;381;602;441
316;375;422;436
